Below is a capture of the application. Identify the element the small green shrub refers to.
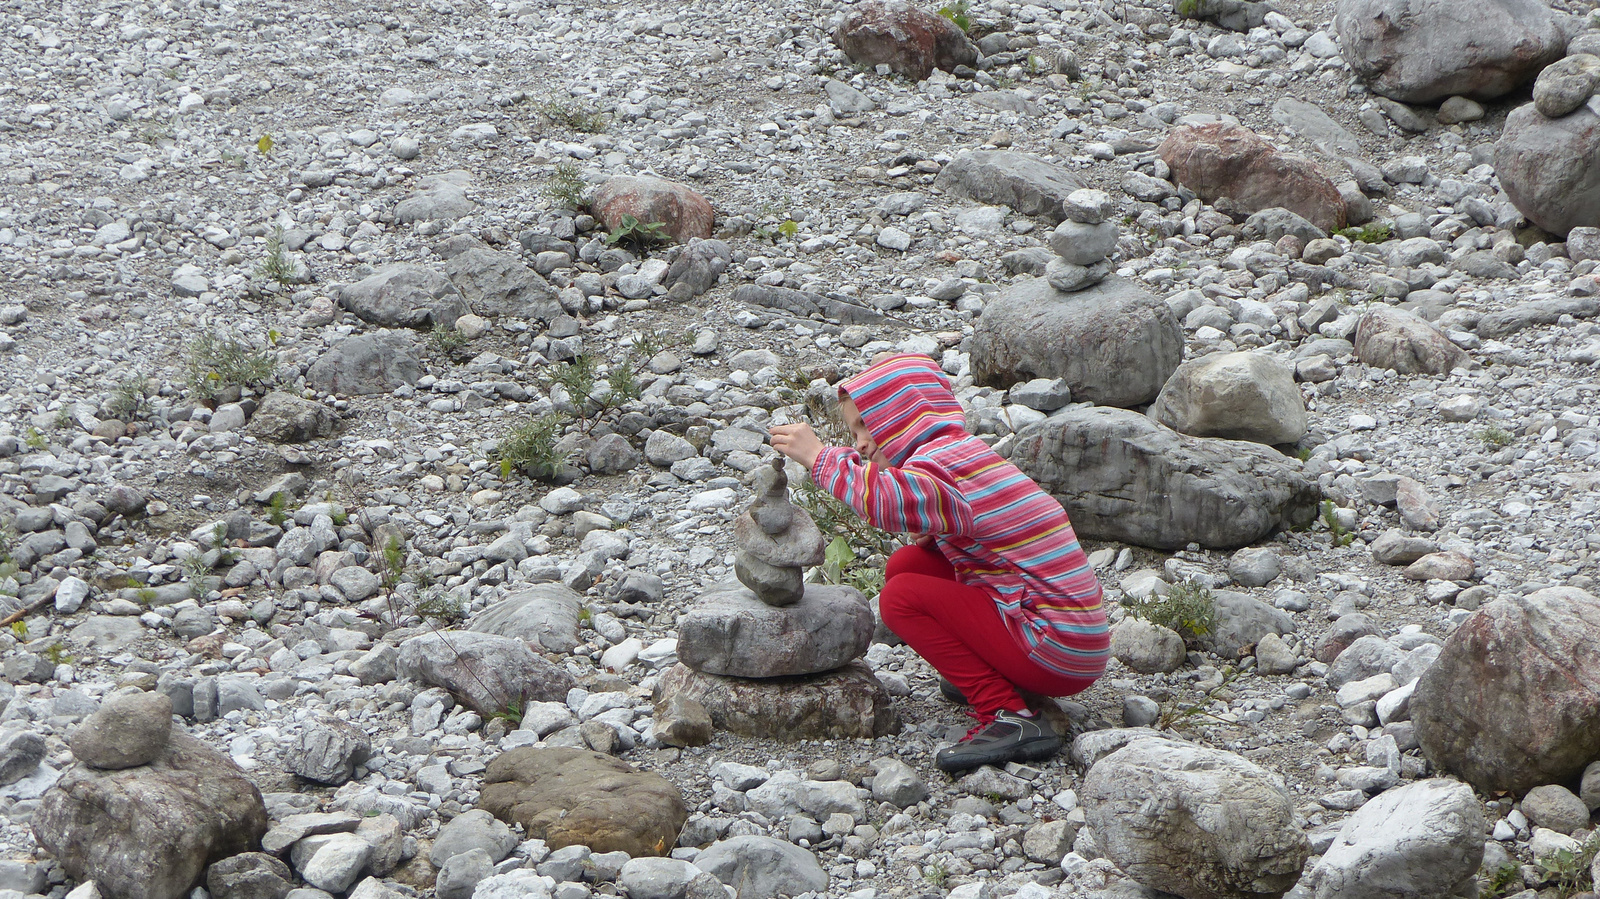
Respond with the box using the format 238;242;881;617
1478;861;1524;899
412;591;466;624
1532;833;1597;897
379;534;406;590
796;480;897;597
107;372;153;422
1477;426;1514;448
428;322;470;360
267;492;289;527
1121;580;1216;646
543;161;589;210
937;0;972;31
44;643;72;666
256;224;298;285
536;98;607;133
179;553;213;597
9;621;26;640
23;426;46;450
183;331;277;404
1321;500;1355;547
1335;223;1393;244
603;214;671;254
497;412;568;481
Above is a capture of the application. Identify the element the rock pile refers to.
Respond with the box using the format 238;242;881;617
654;460;896;740
970;189;1183;408
1497;52;1600;236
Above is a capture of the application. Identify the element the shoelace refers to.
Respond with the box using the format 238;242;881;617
959;710;998;743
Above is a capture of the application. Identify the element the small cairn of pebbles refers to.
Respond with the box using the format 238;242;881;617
1045;188;1119;293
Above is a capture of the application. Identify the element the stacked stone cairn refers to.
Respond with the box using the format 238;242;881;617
1045;188;1118;293
654;458;899;740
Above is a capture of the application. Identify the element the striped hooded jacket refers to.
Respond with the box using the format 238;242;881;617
811;354;1110;680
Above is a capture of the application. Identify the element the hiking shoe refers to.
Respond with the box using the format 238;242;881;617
934;710;1062;773
938;677;968;705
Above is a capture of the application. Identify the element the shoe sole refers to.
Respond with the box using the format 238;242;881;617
934;735;1062;773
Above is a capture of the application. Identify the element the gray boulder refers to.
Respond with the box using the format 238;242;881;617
1533;54;1600;119
676;583;873;678
285;719;371;785
69;690;172;770
731;284;885;326
393;172;475;224
1411;587;1600;793
1083;737;1310;899
1354;307;1469;375
1110;618;1188;674
444;248;562;322
339;264;468;329
830;1;977;81
306;331;423;396
653;660;899;740
247;392;337;443
1177;0;1273;31
1496;103;1600;237
0;730;46;785
1009;406;1321;550
1334;0;1573;103
869;757;930;808
34;731;269;899
1149;351;1307;446
1300;779;1484;899
934;151;1087;222
663;239;731;298
970;276;1183;408
396;631;575;717
435;848;494;899
1203;591;1297;658
618;857;703;899
693;836;828;899
429;809;518;866
206;852;294;899
468;583;584;654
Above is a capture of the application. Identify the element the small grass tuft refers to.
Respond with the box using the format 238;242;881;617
256;224;299;285
1322;500;1355;547
428;322;471;360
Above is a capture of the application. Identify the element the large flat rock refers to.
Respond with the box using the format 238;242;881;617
1009;406;1320;550
653;661;899;740
479;747;686;857
677;584;873;678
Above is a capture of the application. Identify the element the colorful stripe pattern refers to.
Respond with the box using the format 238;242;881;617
812;354;1110;679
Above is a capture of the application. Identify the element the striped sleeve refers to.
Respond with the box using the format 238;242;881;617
811;446;975;537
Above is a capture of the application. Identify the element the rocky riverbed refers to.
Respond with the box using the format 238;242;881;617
2;0;1600;897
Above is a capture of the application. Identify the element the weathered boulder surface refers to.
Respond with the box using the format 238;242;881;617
247;392;337;444
694;836;829;899
467;583;585;654
589;176;714;244
1082;737;1310;899
970;276;1183;409
479;747;687;857
339;264;467;329
1411;587;1600;793
1334;0;1572;104
831;0;978;81
306;331;423;396
934;151;1087;222
396;631;575;716
1496;103;1600;237
1009;407;1321;550
34;731;268;899
1148;351;1308;446
1300;778;1484;899
677;584;873;678
1159;123;1346;232
1354;307;1469;375
654;661;899;740
444;248;562;322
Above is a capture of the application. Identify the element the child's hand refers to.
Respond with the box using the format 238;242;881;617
770;423;825;469
913;534;936;548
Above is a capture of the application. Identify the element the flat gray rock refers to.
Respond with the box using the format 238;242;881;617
677;583;873;678
1010;406;1321;550
467;583;585;654
1300;778;1483;899
934;150;1086;222
306;331;423;396
339;264;467;329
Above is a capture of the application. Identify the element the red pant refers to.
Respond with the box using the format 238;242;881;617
878;543;1097;715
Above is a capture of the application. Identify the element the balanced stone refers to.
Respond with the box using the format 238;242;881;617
732;459;825;606
654;661;899;740
677;583;873;678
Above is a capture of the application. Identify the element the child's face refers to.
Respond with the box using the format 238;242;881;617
839;395;888;467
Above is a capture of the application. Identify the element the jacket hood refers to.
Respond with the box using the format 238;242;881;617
839;354;966;467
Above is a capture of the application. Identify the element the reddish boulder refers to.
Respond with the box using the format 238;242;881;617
831;1;978;82
1411;587;1600;793
1159;123;1346;232
589;176;714;244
